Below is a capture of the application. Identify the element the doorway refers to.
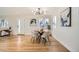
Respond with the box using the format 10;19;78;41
17;19;25;35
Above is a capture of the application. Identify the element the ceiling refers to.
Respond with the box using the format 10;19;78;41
0;7;59;16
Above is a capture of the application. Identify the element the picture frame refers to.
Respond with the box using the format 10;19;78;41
60;7;71;27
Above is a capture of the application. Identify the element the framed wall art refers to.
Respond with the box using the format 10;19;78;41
30;18;37;26
60;7;71;27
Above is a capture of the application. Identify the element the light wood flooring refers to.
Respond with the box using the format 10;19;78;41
0;35;69;52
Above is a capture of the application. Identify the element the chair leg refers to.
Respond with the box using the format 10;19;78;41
41;38;47;45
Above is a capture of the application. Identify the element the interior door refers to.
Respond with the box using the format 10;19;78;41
17;19;25;35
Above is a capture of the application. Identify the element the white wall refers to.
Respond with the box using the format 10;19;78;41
0;7;57;35
52;7;79;52
0;15;51;35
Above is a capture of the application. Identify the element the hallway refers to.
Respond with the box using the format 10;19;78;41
0;35;69;52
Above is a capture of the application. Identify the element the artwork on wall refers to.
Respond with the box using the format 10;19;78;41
60;7;71;27
30;18;37;26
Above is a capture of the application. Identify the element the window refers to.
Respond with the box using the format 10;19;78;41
0;19;8;28
39;17;50;29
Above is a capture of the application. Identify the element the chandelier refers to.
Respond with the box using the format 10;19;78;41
32;8;46;15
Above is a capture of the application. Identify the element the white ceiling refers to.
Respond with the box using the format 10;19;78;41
0;7;59;16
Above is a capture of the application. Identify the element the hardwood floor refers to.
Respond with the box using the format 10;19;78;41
0;35;69;52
